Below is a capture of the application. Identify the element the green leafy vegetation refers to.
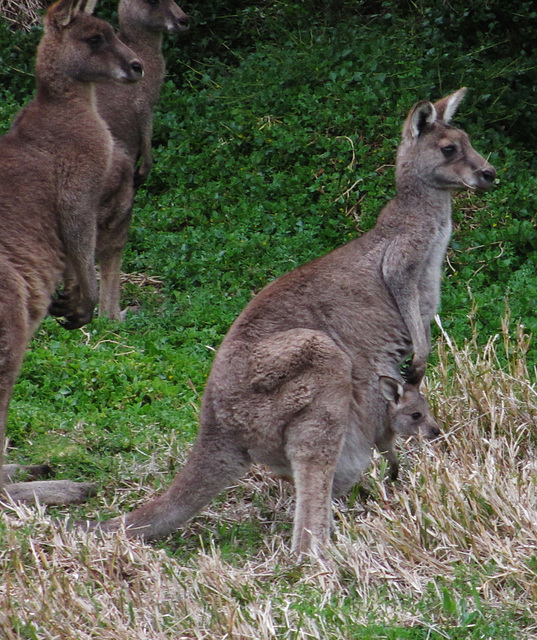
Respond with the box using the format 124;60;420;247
0;1;536;637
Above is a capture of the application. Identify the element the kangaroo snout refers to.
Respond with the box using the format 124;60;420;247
125;58;144;82
171;9;190;32
175;15;190;31
466;150;495;190
478;165;496;188
462;160;495;191
423;419;441;440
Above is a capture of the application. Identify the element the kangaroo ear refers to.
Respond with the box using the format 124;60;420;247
433;87;467;124
404;100;436;140
79;0;98;15
46;0;97;29
379;376;405;405
45;0;77;27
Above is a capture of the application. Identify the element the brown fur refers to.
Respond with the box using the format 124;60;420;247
0;0;142;505
93;89;495;556
96;0;190;320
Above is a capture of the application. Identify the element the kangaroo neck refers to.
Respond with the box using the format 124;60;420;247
119;22;164;54
393;175;452;217
36;76;97;110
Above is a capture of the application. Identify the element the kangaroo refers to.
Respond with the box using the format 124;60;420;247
91;89;495;555
94;0;190;320
376;375;439;482
0;0;143;505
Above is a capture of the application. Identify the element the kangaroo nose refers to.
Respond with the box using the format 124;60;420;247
176;15;190;31
481;167;496;183
131;60;144;79
431;425;441;438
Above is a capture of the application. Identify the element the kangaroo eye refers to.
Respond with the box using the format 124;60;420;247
441;145;456;158
411;412;422;420
86;34;104;48
147;0;159;5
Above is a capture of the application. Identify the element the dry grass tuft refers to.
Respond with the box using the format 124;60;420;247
0;0;44;31
119;272;164;289
1;319;536;637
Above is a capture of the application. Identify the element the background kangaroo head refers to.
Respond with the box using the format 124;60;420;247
119;0;190;34
396;87;496;191
379;375;440;440
38;0;143;87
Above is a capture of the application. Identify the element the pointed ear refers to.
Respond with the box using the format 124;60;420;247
403;100;436;140
45;0;78;28
45;0;97;29
379;376;404;405
433;87;467;124
79;0;98;15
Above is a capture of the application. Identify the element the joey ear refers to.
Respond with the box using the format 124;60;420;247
433;87;467;124
379;376;405;405
404;100;436;140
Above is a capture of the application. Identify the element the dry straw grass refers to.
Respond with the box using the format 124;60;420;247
1;318;536;638
0;0;44;30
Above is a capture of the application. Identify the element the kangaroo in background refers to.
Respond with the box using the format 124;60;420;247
0;0;142;506
95;0;190;320
91;88;495;556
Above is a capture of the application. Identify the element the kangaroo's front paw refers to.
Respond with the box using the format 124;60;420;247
133;164;150;188
402;358;426;385
133;170;146;189
50;290;95;329
49;290;75;317
58;306;95;330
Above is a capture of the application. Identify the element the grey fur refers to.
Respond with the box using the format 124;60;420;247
93;88;495;555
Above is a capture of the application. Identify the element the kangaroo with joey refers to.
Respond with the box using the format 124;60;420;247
0;0;143;506
94;0;190;320
273;373;439;486
90;88;494;556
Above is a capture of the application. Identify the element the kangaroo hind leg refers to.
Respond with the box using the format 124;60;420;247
253;330;353;556
97;152;135;321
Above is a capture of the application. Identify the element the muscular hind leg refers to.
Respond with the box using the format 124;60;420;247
251;329;353;556
98;244;128;321
0;285;30;496
287;375;352;556
1;282;96;506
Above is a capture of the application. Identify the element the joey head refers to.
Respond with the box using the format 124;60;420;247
377;374;440;482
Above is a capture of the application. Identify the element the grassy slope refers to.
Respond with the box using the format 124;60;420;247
1;7;537;638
